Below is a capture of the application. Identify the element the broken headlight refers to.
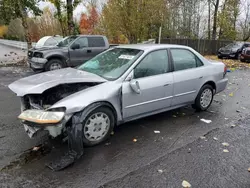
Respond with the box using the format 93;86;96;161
18;109;65;124
33;52;43;58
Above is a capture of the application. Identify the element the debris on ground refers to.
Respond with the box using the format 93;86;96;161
154;130;160;134
200;118;212;124
231;124;237;128
213;137;218;141
188;148;191;153
229;93;234;97
223;149;229;153
133;138;137;142
200;136;206;139
105;142;111;146
222;142;229;147
173;115;177;118
158;169;163;173
236;110;241;113
32;146;40;151
110;131;115;135
248;168;250;172
182;180;191;188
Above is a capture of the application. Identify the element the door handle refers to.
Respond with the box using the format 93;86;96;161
87;50;92;53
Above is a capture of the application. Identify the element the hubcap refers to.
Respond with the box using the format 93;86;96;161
84;112;110;142
50;63;62;70
200;88;213;108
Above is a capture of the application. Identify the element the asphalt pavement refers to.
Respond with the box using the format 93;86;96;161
1;66;250;188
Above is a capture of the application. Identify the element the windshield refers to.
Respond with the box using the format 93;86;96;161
225;42;243;48
36;36;50;47
57;36;78;47
78;48;143;80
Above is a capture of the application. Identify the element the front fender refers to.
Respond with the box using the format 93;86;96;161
49;82;123;122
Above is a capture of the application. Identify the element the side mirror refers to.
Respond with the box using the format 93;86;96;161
130;79;141;94
71;43;80;50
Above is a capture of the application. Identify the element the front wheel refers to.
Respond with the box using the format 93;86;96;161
81;106;115;146
45;59;64;71
192;85;214;111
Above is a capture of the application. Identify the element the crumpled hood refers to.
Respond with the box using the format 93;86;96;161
9;68;107;96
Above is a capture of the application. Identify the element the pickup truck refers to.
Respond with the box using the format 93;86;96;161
28;35;110;71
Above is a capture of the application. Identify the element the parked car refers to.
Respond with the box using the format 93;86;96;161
9;44;228;147
35;35;63;48
217;42;250;59
240;47;250;62
28;35;109;71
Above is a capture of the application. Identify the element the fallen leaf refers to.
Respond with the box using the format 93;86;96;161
182;113;186;116
182;180;191;188
188;148;191;153
200;118;212;124
229;93;234;97
154;130;160;134
236;110;241;113
248;168;250;172
110;131;114;135
222;142;229;147
200;136;206;139
173;115;177;118
225;118;229;120
223;149;229;153
133;138;137;142
213;137;218;141
105;142;111;146
158;169;163;173
241;107;246;110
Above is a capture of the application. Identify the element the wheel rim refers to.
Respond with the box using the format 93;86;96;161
50;63;62;70
83;112;110;142
200;88;213;108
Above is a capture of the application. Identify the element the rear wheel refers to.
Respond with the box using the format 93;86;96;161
45;59;64;71
192;84;214;111
81;106;115;146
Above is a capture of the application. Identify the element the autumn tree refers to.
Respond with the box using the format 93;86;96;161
79;5;99;34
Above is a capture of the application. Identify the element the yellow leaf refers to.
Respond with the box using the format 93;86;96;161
229;93;234;97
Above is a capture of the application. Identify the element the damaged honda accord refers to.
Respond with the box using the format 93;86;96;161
9;44;228;170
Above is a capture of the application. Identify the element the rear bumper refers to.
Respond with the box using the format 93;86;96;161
216;78;228;94
28;57;47;70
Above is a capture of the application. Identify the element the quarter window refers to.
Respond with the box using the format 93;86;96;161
134;50;169;79
170;49;203;71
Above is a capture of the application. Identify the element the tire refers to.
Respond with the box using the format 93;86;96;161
81;106;115;146
217;56;222;59
240;59;246;62
192;84;214;111
45;59;64;71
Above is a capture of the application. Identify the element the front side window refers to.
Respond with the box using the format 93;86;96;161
134;50;169;79
73;37;88;49
78;48;143;80
171;49;203;71
57;36;78;47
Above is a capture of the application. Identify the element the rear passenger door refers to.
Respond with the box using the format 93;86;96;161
170;48;206;106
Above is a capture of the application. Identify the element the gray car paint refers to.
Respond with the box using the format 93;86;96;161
9;44;228;136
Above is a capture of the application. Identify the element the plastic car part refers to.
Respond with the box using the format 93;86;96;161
46;102;104;171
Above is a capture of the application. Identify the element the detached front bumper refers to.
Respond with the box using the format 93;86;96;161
28;57;47;70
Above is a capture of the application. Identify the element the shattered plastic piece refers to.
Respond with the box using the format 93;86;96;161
223;149;229;153
158;169;163;173
173;115;177;118
133;138;137;142
105;142;111;146
222;142;229;147
46;152;76;171
154;130;160;134
225;118;229;120
236;110;241;113
182;180;191;188
200;118;212;124
229;93;234;97
213;137;218;141
200;136;206;139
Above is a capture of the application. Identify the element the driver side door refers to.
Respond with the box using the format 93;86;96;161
122;50;174;120
69;37;89;66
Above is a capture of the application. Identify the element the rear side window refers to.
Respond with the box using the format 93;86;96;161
170;49;203;71
88;37;105;47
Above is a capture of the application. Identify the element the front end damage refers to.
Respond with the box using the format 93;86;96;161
17;82;101;170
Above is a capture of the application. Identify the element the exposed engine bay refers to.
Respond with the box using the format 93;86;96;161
21;83;99;110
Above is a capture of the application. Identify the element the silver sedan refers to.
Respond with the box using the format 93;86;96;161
9;44;228;146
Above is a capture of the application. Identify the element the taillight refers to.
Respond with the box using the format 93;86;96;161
223;64;227;77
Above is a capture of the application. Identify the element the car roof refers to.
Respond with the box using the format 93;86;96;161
115;44;191;51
